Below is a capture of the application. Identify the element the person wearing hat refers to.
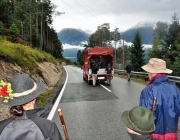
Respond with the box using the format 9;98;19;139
121;106;158;140
0;74;63;140
139;58;180;140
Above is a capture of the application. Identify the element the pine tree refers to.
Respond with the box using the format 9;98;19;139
130;31;145;72
0;22;6;35
165;13;180;62
77;50;84;66
87;23;111;47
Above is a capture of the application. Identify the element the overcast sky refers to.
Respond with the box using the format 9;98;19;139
51;0;180;33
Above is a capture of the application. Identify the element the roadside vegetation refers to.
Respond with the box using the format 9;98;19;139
0;37;64;107
36;91;55;107
0;0;63;59
113;73;147;85
0;37;61;75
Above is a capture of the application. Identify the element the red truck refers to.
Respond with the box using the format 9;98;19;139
83;47;114;84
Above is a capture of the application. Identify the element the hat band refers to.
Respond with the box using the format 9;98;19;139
13;83;37;97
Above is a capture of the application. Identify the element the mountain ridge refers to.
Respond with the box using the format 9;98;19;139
58;28;90;46
58;21;155;46
59;21;155;62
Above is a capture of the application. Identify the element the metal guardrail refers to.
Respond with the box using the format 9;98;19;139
114;69;180;84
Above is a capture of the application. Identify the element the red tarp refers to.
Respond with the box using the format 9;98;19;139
85;47;114;59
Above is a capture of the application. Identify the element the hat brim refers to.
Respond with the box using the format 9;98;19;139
3;83;44;106
121;110;155;135
121;110;132;128
142;65;172;74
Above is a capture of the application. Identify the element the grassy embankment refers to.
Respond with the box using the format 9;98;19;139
113;73;147;85
0;36;63;107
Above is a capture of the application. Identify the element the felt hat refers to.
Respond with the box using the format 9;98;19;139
121;106;155;135
3;74;44;106
142;58;172;74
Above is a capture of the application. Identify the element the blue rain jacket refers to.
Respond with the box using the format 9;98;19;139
139;76;180;135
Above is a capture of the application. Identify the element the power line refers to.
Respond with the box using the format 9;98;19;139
61;0;90;21
79;0;103;19
74;0;101;21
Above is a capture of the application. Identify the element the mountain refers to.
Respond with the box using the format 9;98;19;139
59;22;155;46
59;22;156;62
122;22;156;44
58;28;90;45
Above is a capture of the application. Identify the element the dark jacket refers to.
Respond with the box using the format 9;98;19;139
106;66;113;74
91;64;99;74
139;76;180;140
128;133;158;140
126;63;132;73
0;108;63;140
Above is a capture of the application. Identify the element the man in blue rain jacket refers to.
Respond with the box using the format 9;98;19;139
139;58;180;140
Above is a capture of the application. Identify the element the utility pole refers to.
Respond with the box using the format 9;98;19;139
123;38;124;69
114;41;117;69
113;28;120;69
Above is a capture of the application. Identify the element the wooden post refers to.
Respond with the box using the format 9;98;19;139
58;109;69;140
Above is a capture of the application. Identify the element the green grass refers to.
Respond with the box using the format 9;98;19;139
113;73;147;85
36;91;55;107
0;37;62;74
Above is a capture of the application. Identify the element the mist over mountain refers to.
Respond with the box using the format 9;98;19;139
59;22;155;62
58;22;155;46
58;28;90;46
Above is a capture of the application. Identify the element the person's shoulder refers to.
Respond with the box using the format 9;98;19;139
0;117;13;124
33;115;55;126
141;85;152;95
0;118;14;134
36;116;52;122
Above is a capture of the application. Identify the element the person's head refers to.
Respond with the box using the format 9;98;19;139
142;58;172;80
121;106;155;136
2;74;44;116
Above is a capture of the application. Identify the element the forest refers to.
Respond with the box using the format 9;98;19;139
0;0;63;58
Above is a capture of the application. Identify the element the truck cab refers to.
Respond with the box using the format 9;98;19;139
83;47;114;84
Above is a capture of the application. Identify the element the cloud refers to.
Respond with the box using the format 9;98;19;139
52;0;180;33
63;44;85;49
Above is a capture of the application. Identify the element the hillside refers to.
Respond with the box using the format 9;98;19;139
0;38;64;87
0;38;65;120
58;28;90;45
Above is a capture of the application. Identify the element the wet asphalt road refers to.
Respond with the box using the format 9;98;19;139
52;66;180;140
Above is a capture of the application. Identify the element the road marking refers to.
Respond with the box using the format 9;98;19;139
47;67;68;120
100;84;112;92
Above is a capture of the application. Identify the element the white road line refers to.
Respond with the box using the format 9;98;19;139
100;84;112;92
47;67;68;120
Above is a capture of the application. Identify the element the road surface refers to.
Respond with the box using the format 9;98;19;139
51;65;180;140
